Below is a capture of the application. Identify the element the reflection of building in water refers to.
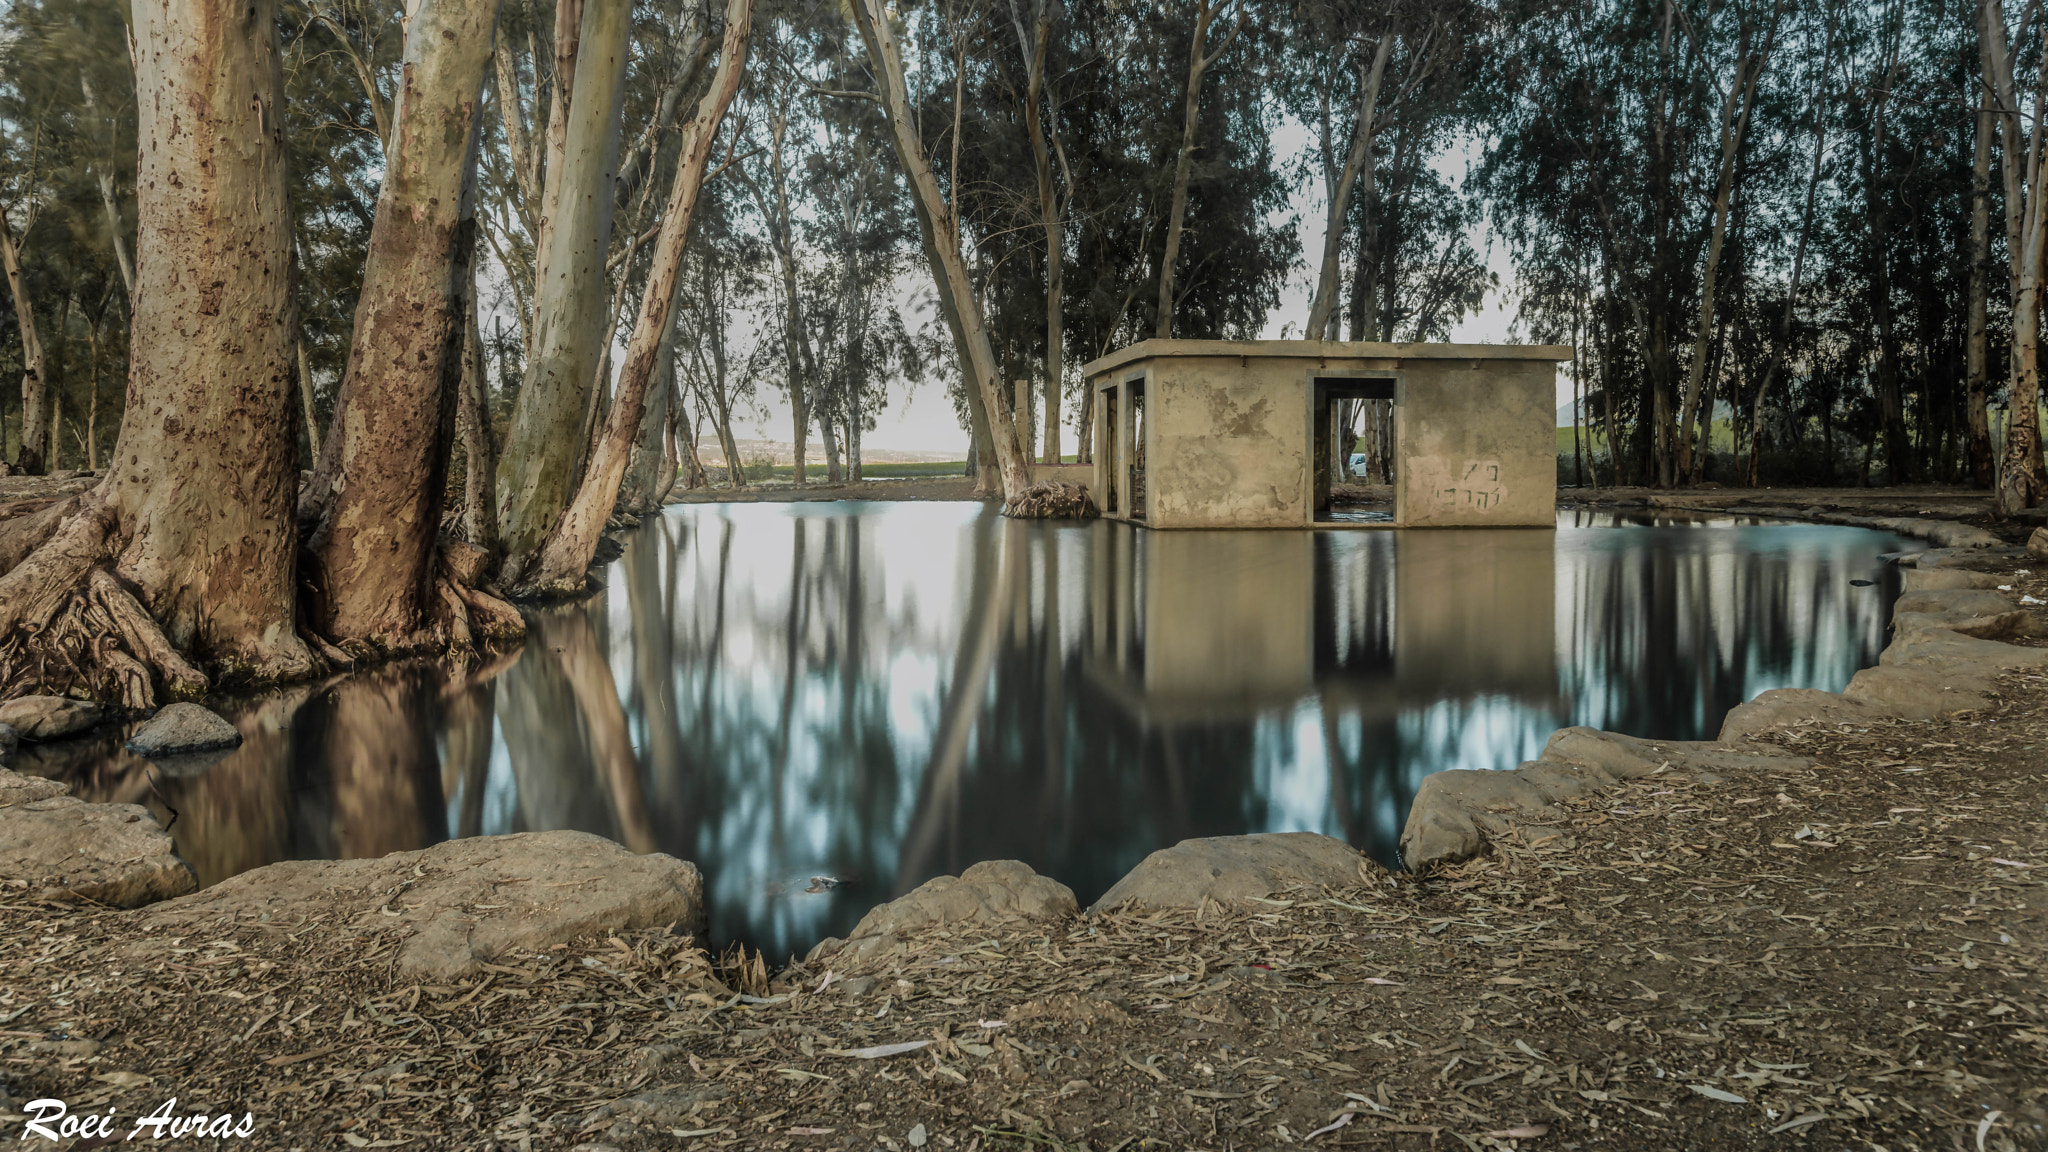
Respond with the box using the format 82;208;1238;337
1085;528;1315;721
1086;523;1558;722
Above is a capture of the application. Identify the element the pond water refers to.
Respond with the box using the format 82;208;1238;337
22;503;1904;960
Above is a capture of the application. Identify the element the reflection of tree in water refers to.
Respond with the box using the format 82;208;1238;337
1558;524;1894;739
31;505;1906;959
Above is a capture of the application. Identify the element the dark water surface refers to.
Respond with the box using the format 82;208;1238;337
25;503;1904;958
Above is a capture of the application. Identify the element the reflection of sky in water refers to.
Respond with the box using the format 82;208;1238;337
33;503;1905;962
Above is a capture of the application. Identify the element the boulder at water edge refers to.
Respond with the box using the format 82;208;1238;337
1089;832;1383;913
0;696;101;740
135;830;702;978
0;764;69;806
1;768;196;907
809;860;1076;968
124;702;242;758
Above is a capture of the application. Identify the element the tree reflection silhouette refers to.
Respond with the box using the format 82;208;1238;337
28;504;1902;958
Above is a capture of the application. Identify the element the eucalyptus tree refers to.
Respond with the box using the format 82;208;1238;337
493;0;636;568
0;0;317;705
297;0;517;653
513;0;753;598
844;0;1032;502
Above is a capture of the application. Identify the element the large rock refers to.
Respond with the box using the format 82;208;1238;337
0;793;196;907
1090;832;1382;913
1881;623;2048;674
136;830;701;978
0;722;17;760
1401;768;1578;867
1892;609;2039;641
1843;664;1995;720
810;860;1075;967
1893;587;2021;621
1900;569;2005;592
1402;729;1808;867
0;696;101;741
0;765;69;807
1717;687;1892;741
2029;527;2048;561
124;703;242;758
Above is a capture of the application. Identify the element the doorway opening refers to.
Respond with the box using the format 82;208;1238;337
1100;374;1146;520
1313;375;1397;524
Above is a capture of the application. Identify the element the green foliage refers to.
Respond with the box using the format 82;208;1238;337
0;0;135;469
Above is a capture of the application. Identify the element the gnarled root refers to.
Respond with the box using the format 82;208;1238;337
0;564;214;710
0;499;223;709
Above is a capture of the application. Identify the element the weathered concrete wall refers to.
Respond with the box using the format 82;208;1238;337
1396;358;1557;529
1149;364;1309;528
1080;341;1568;530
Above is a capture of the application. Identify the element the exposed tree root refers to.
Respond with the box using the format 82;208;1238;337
0;498;525;711
0;561;212;710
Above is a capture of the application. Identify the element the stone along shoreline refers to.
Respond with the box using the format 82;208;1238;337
2;519;2045;1149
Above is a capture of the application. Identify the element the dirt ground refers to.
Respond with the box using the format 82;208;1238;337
2;487;2044;1151
5;678;2046;1149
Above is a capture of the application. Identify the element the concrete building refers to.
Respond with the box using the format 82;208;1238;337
1078;340;1573;529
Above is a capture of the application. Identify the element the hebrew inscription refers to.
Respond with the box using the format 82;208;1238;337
1432;460;1505;510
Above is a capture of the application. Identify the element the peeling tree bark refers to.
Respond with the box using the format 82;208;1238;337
495;0;631;571
302;0;508;651
1985;0;2048;514
0;0;317;701
511;0;754;598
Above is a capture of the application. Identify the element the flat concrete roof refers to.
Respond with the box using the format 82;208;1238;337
1081;339;1575;379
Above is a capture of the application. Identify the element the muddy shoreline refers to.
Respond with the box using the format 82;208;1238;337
2;493;2044;1149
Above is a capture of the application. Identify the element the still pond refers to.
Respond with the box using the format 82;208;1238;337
23;503;1904;958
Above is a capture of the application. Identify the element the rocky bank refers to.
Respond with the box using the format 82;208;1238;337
1;511;2044;1149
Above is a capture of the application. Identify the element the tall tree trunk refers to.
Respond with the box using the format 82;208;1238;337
1012;0;1065;463
1153;0;1243;340
494;0;631;568
1747;22;1833;487
458;263;500;549
0;216;48;475
304;0;507;649
622;280;684;513
512;0;751;598
1676;38;1766;483
1984;0;2048;512
0;0;317;703
1307;37;1392;341
849;0;1029;502
740;107;812;486
1968;32;1996;488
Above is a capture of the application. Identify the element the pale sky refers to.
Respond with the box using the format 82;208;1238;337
724;121;1531;456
